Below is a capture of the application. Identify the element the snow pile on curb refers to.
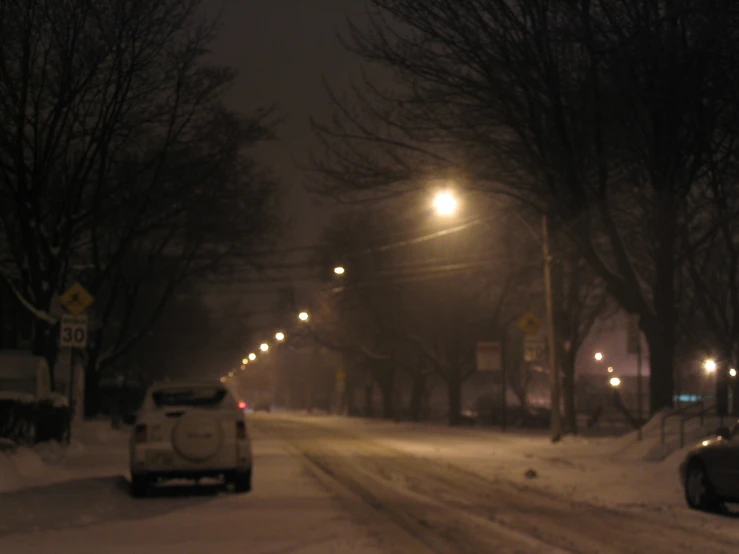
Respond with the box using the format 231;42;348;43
0;444;69;493
0;420;128;494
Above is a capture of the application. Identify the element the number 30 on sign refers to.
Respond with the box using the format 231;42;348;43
60;314;88;348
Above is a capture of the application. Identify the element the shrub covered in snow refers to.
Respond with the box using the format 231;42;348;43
0;397;70;445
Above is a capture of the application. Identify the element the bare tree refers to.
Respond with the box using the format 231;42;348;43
309;0;739;413
0;0;279;385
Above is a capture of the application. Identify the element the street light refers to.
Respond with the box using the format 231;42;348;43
731;368;737;378
275;332;285;341
594;352;603;361
240;364;246;371
248;353;256;361
260;343;269;352
220;377;225;383
334;266;345;275
228;372;234;377
298;311;310;322
607;366;614;373
242;358;248;365
433;191;457;216
704;359;717;373
609;377;621;388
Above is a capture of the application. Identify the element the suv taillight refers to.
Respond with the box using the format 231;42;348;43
236;421;247;440
135;423;148;443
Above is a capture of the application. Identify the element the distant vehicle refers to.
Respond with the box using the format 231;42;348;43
128;380;252;498
679;420;739;511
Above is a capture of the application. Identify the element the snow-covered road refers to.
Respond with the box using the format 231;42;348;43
253;414;739;554
2;414;738;553
0;422;384;554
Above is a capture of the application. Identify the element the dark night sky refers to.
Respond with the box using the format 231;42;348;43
206;0;368;249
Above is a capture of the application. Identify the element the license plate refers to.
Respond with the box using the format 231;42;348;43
145;451;174;466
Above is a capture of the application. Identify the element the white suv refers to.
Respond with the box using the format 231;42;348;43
129;380;252;497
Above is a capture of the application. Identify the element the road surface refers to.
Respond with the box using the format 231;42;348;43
0;414;737;553
251;414;738;554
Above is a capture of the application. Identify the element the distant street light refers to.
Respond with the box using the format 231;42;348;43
240;364;246;371
248;353;256;361
594;352;603;361
433;191;458;216
220;377;225;383
609;377;621;388
334;266;345;275
260;343;269;352
275;332;285;341
298;311;310;322
242;358;248;365
607;366;614;373
731;368;737;378
704;359;717;373
228;372;234;377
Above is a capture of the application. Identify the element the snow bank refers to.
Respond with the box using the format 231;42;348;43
0;420;129;493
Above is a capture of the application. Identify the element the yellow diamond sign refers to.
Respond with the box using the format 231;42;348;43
59;282;94;316
517;311;542;335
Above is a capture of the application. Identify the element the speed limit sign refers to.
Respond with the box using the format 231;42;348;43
60;314;88;348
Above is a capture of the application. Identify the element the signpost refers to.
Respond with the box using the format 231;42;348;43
524;337;546;363
59;282;94;441
476;341;502;372
518;311;542;336
60;314;89;348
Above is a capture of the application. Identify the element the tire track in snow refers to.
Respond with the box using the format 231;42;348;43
255;416;737;554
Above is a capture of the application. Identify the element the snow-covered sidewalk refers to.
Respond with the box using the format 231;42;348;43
0;420;385;554
258;412;739;541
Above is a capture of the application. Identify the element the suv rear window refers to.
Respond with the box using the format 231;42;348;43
152;387;227;408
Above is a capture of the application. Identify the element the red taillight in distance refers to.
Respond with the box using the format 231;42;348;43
236;420;247;440
135;423;148;443
238;401;247;410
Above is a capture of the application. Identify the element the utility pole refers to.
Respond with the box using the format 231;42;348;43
543;215;561;442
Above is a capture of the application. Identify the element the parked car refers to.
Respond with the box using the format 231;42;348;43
128;379;252;497
679;420;739;511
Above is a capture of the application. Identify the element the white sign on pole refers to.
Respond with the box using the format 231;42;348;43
60;314;88;348
626;314;640;354
524;338;546;362
476;342;502;372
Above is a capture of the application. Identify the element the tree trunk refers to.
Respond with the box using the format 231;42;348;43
447;373;462;426
364;384;374;418
409;374;425;422
561;351;578;435
379;376;395;420
643;319;676;414
645;222;677;413
84;367;101;418
32;319;59;390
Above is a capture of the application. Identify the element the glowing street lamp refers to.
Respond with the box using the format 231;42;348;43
334;266;345;276
240;364;246;371
731;368;737;378
260;343;269;352
607;366;614;373
298;311;310;322
275;332;285;341
220;377;225;383
609;377;621;388
433;191;458;216
228;371;234;377
242;358;248;365
248;353;256;361
594;352;603;361
704;359;717;373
